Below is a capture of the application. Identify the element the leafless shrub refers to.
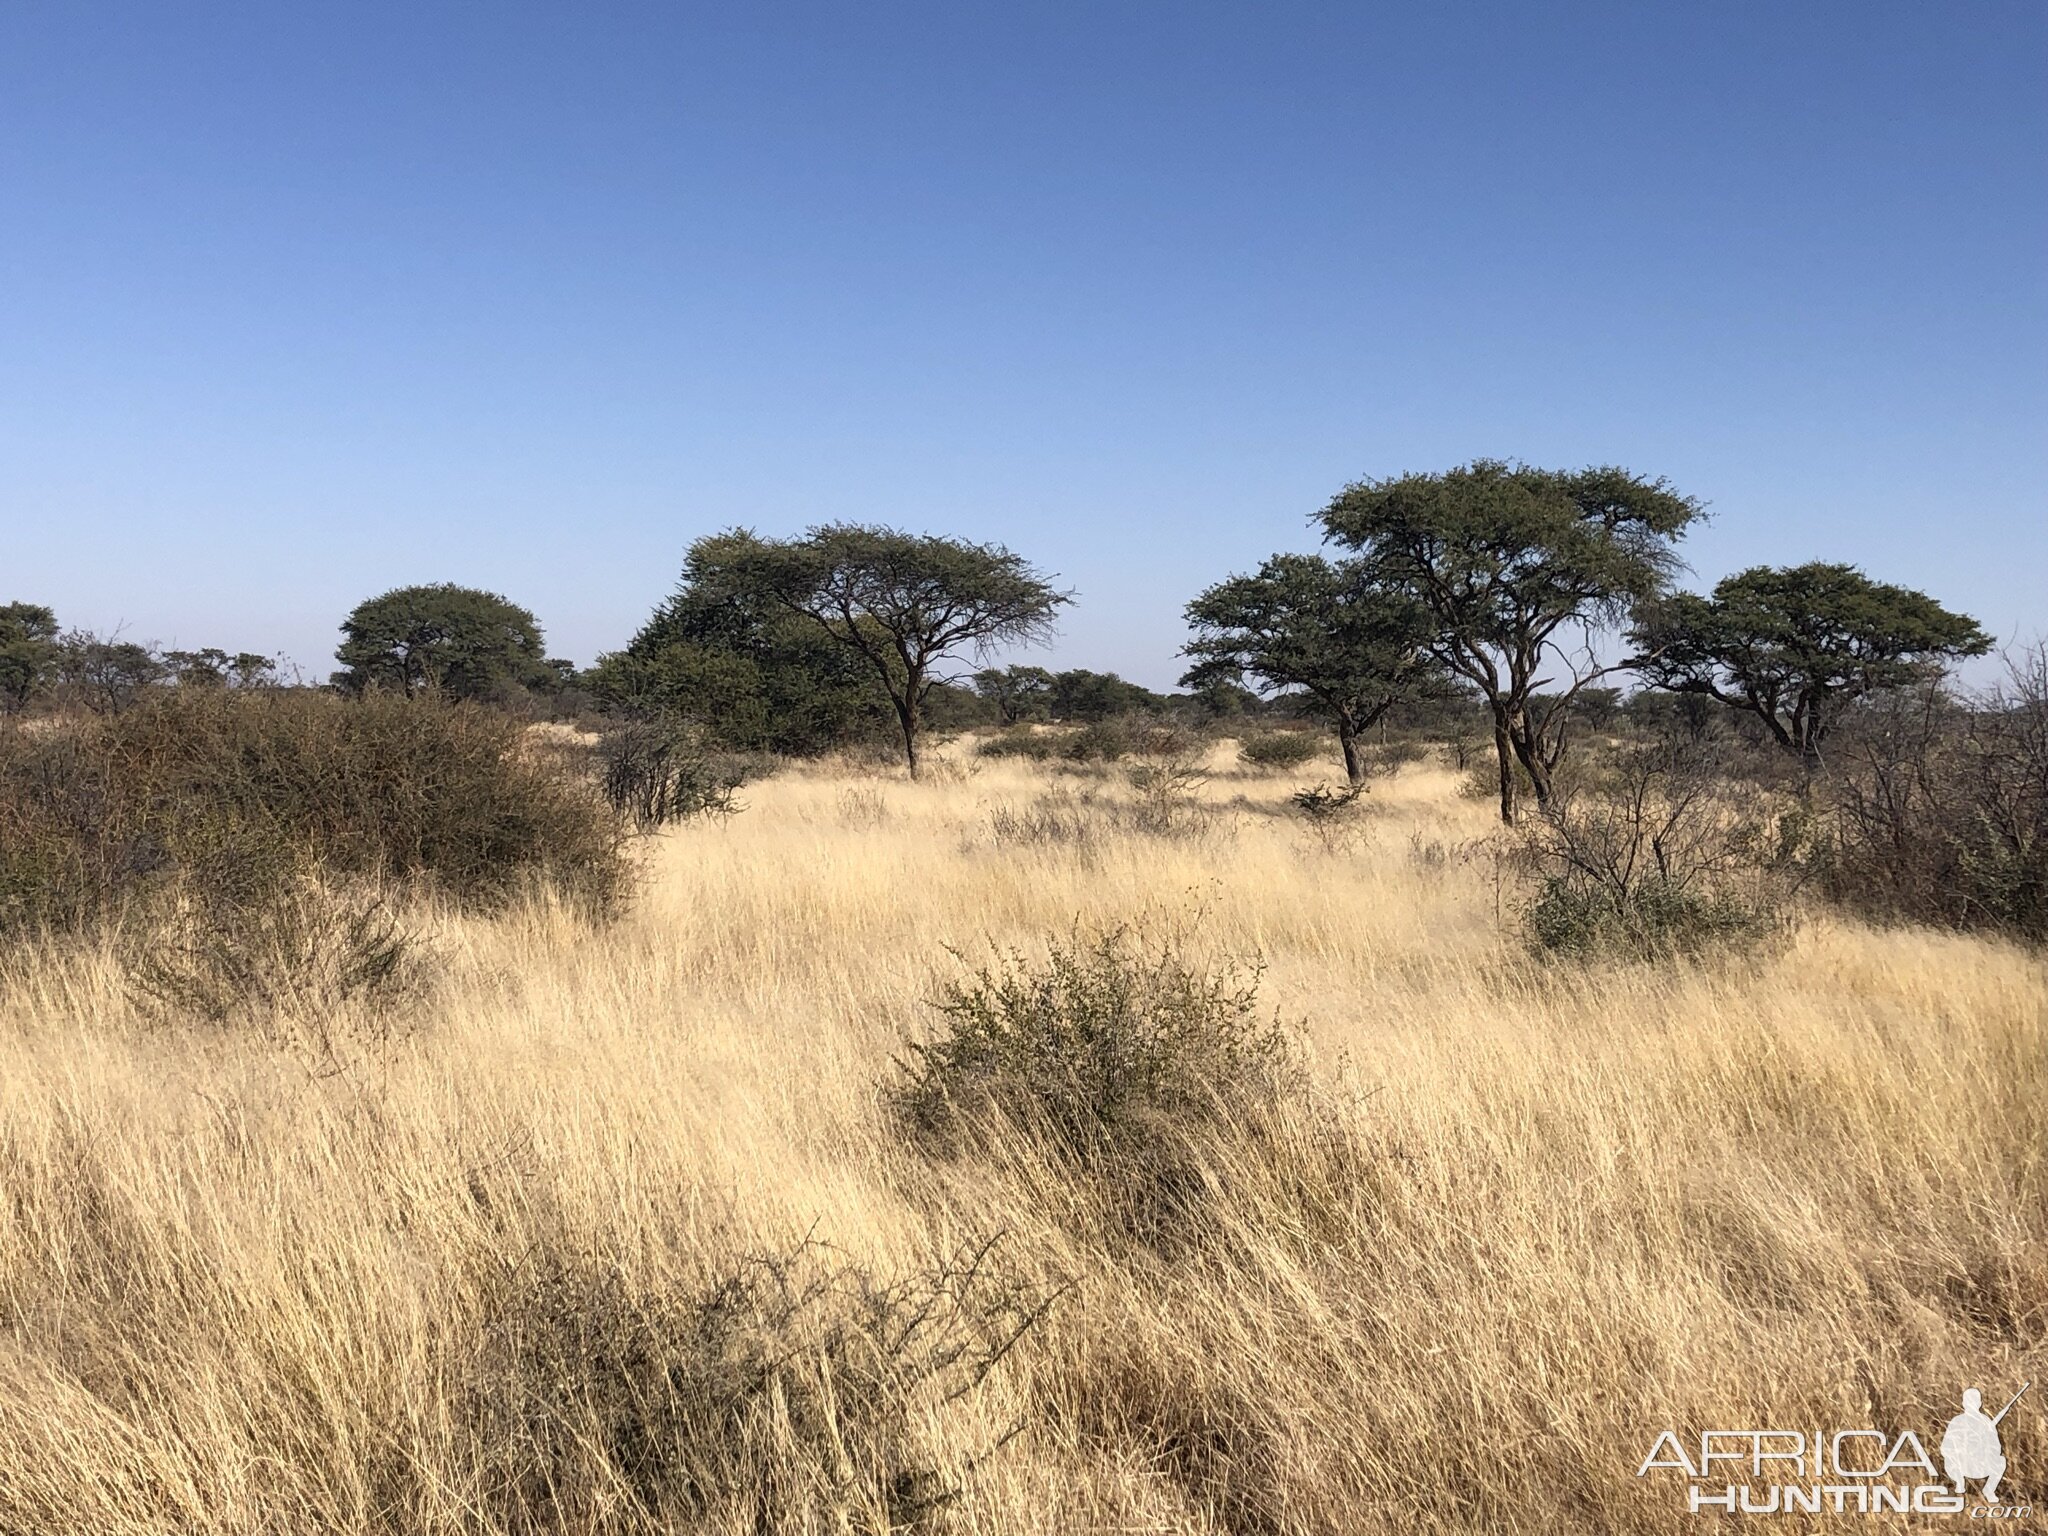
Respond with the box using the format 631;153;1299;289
1407;832;1455;874
1520;739;1800;960
917;753;983;785
129;869;427;1044
1823;650;2048;941
986;791;1101;851
1125;727;1211;836
838;785;890;827
597;720;750;831
1290;782;1367;854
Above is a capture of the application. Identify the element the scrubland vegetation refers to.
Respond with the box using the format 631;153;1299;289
2;692;2044;1534
5;466;2044;1531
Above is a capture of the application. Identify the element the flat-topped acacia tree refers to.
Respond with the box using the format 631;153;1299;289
334;583;556;701
1320;461;1704;822
970;664;1056;725
1181;553;1446;787
742;524;1071;776
1630;562;1991;764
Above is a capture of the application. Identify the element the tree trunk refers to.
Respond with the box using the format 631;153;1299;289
1339;720;1367;787
1505;707;1554;809
896;699;920;777
1524;748;1553;806
894;676;923;778
1492;715;1517;824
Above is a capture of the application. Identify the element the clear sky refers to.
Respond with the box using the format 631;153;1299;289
4;2;2043;688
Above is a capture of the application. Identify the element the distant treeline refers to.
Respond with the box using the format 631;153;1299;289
2;459;2007;808
5;459;2044;952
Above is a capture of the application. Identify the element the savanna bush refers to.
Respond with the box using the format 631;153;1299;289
1525;873;1781;961
975;726;1059;761
596;718;754;831
1517;740;1796;962
1292;781;1368;854
1821;657;2048;942
888;927;1307;1248
975;718;1196;768
468;1232;1049;1535
1061;718;1144;763
1236;729;1322;770
985;790;1100;850
0;687;628;941
0;689;629;1027
128;867;424;1034
1124;728;1211;837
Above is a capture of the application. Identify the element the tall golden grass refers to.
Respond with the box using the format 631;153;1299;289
1;742;2042;1532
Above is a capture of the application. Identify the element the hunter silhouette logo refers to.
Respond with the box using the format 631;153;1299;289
1637;1381;2034;1517
1944;1384;2028;1502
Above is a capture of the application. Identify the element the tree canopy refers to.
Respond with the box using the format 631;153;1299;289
333;584;557;701
1320;460;1703;819
1182;554;1445;785
52;633;166;713
1631;562;1991;761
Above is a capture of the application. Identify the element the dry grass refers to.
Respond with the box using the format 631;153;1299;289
1;741;2043;1532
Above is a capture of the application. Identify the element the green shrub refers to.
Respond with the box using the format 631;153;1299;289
1237;730;1322;770
974;719;1183;767
1362;736;1428;776
1060;719;1138;762
1525;874;1779;961
887;927;1356;1259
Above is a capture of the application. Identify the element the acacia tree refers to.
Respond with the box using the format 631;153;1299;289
1630;562;1991;764
746;524;1070;775
52;632;167;714
1321;460;1703;822
1181;553;1444;786
1046;670;1165;721
334;583;557;700
589;531;888;754
0;602;60;714
164;648;278;688
971;665;1056;725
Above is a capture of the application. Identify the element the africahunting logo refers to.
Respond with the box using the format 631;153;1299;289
1638;1382;2033;1517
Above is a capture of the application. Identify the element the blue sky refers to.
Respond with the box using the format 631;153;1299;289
3;2;2043;688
